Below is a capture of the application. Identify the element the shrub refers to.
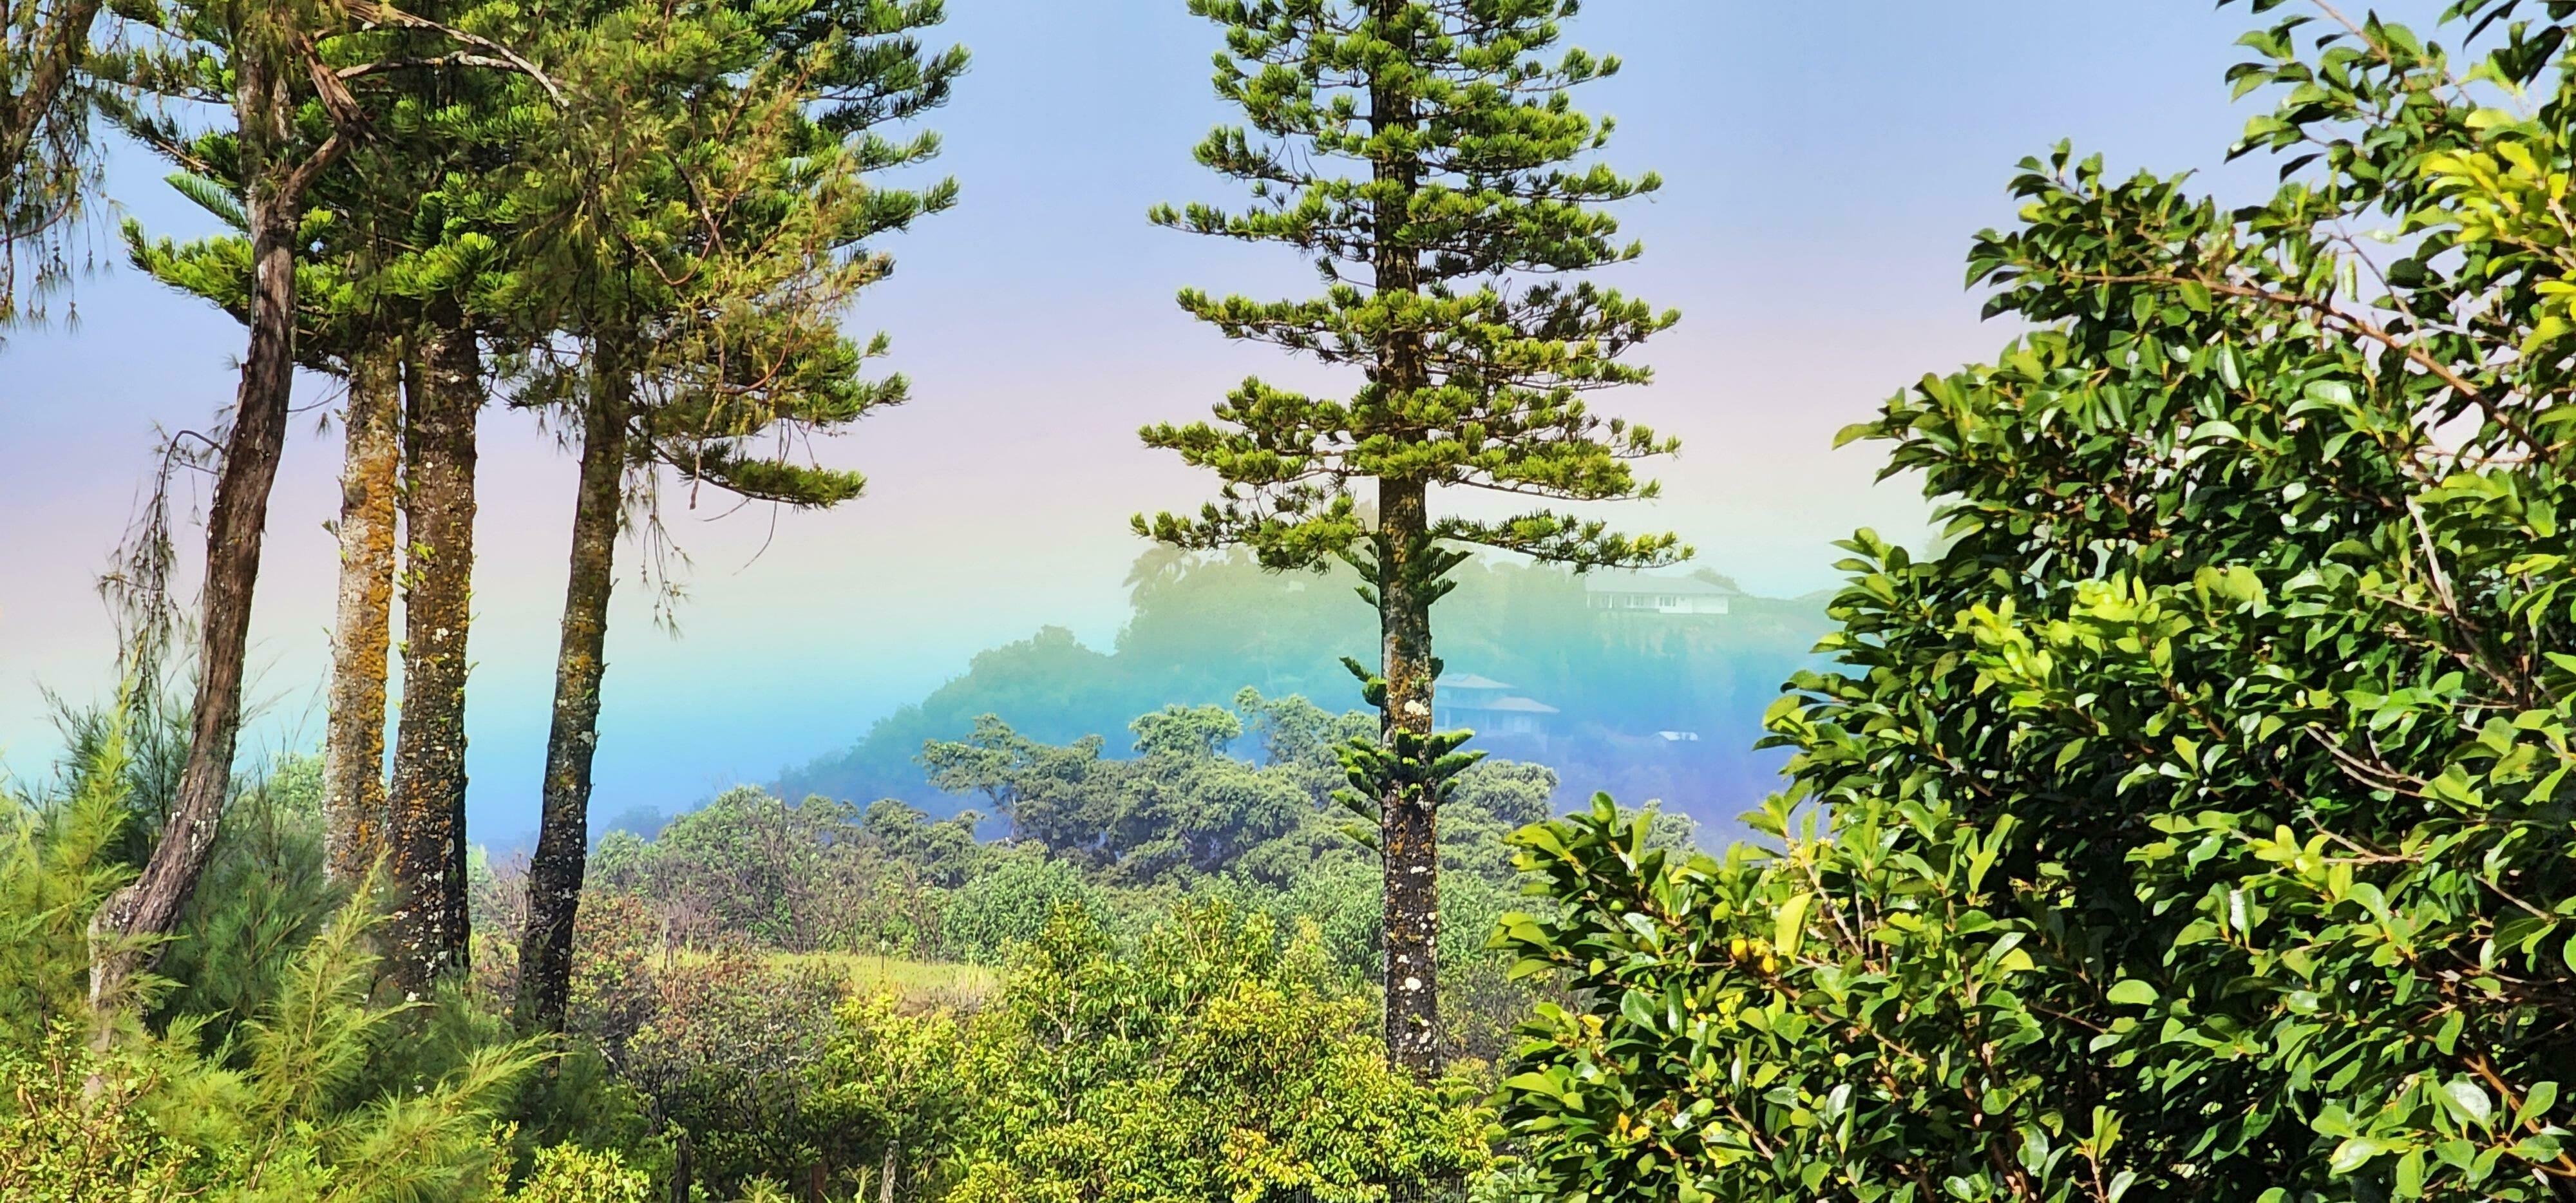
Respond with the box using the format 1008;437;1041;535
936;901;1491;1201
620;946;848;1200
1497;6;2576;1199
1;719;552;1203
938;852;1098;965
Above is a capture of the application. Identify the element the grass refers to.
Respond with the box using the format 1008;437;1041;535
791;950;999;1008
662;947;999;1010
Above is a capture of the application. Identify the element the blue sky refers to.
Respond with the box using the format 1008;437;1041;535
0;1;2441;839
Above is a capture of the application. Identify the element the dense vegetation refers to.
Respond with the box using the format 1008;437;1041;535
6;689;1694;1198
28;0;2576;1201
1489;3;2576;1200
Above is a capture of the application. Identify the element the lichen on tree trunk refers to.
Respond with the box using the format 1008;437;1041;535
324;343;401;884
516;336;630;1033
386;317;481;996
1377;479;1443;1074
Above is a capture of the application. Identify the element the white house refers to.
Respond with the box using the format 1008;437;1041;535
1436;673;1561;737
1583;570;1741;616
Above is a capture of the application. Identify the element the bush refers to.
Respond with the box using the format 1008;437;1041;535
0;720;558;1203
620;946;848;1200
937;852;1099;965
931;901;1492;1201
1497;6;2576;1199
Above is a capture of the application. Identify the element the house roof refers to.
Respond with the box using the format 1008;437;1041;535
1475;696;1560;715
1583;572;1743;597
1442;673;1515;691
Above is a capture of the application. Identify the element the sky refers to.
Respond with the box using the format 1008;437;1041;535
0;1;2434;841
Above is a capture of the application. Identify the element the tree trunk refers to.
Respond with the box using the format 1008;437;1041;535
1377;480;1441;1074
86;26;305;1018
323;344;401;883
516;336;631;1033
1368;0;1440;1076
386;317;481;995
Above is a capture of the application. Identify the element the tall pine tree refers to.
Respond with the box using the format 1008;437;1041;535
502;0;961;1034
1140;0;1680;1072
77;0;549;1012
98;0;560;999
118;144;412;890
368;1;565;991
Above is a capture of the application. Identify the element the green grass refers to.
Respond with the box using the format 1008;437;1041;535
779;951;998;1009
658;947;998;1009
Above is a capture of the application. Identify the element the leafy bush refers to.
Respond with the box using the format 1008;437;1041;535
153;752;338;1046
619;946;848;1199
921;901;1492;1201
484;1133;655;1203
937;852;1100;965
1497;5;2576;1200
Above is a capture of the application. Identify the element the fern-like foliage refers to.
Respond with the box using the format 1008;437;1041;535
0;712;556;1202
0;707;138;1045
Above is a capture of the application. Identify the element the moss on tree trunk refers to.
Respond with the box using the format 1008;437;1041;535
386;316;480;996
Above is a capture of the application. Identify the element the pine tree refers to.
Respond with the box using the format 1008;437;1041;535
0;0;105;323
118;166;408;891
1140;0;1681;1072
82;0;381;1016
365;2;567;992
91;0;558;1006
507;0;963;1034
323;343;399;884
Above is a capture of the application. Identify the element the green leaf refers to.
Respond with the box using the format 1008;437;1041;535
1775;892;1812;961
2443;1080;2494;1130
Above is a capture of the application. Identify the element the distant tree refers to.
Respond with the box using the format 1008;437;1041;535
1139;0;1681;1071
922;706;1309;884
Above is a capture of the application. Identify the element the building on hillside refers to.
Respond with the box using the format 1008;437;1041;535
1584;570;1741;616
1437;673;1562;739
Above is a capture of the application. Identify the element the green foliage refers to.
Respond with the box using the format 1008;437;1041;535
0;0;101;327
616;947;848;1198
0;887;551;1202
494;0;965;510
1498;6;2576;1200
922;703;1311;882
938;852;1101;965
927;902;1493;1202
804;992;972;1200
590;788;983;954
154;753;338;1045
486;1135;654;1203
0;718;135;1047
1137;0;1681;571
0;720;600;1202
0;1024;194;1201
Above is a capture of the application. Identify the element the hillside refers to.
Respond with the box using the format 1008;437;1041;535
775;549;1832;837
